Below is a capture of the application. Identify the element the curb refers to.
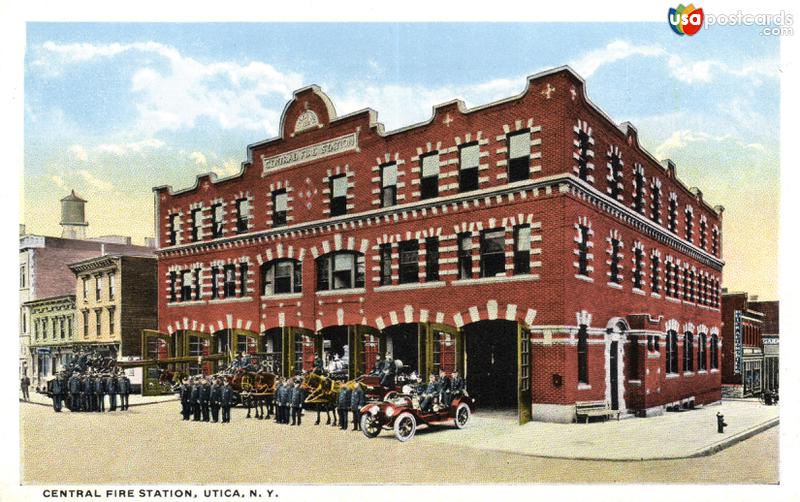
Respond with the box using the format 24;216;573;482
688;416;780;458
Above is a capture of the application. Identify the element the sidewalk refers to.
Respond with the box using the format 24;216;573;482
417;399;779;461
20;390;177;408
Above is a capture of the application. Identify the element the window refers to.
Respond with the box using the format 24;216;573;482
650;251;660;294
95;276;102;301
664;259;674;298
608;234;622;284
180;270;192;301
239;262;249;297
628;335;640;380
457;233;473;280
108;307;115;335
420;153;440;199
668;193;678;233
211;203;224;238
574;121;594;183
606;146;623;200
632;164;646;214
576;222;591;276
398;241;419;284
632;243;644;290
95;309;102;336
19;265;26;288
190;208;202;241
698;333;707;371
508;131;531;182
261;259;302;295
513;225;531;275
330;175;348;216
459;143;480;192
316;252;365;291
82;311;89;338
210;266;219;299
710;334;719;369
650;178;662;223
194;268;201;300
223;264;237;297
699;216;707;249
425;237;439;282
577;325;588;384
666;330;679;374
108;272;116;301
380;163;397;207
688;268;695;302
236;198;250;233
685;206;693;241
682;265;690;301
82;278;89;301
480;229;506;278
272;190;288;226
168;214;180;245
711;226;719;256
60;317;65;339
684;332;694;372
379;244;392;286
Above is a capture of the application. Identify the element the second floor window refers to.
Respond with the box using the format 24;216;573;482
425;237;439;282
316;252;365;291
211;203;224;238
108;272;116;300
236;199;250;233
577;224;590;276
95;309;102;336
381;163;397;207
108;307;115;335
210;266;219;299
169;271;177;302
191;208;202;241
457;233;472;280
223;264;237;297
82;277;89;301
420;153;440;199
261;259;301;295
168;214;180;245
379;244;392;286
239;262;249;296
181;270;193;301
508;131;531;182
513;225;531;275
608;237;622;284
459;143;480;192
480;229;506;278
273;190;288;227
82;311;88;338
330;175;347;216
398;240;419;284
95;276;102;301
650;252;660;293
632;244;644;290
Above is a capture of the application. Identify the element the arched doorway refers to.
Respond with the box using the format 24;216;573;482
382;323;422;376
605;318;629;413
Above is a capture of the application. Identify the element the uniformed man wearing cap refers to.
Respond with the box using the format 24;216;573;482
350;381;366;431
179;377;191;420
220;378;233;423
210;378;222;423
106;372;118;412
81;375;91;411
336;383;352;430
50;372;65;412
86;373;97;412
190;377;202;421
118;371;132;411
68;371;81;411
200;378;211;422
290;379;304;426
95;371;106;412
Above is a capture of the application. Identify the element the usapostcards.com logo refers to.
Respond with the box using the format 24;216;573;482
668;4;704;36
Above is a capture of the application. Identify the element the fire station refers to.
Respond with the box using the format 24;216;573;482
149;66;724;423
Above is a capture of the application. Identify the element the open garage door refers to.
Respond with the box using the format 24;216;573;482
518;324;532;425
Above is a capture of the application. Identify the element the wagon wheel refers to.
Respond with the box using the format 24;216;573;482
361;414;381;439
454;402;470;429
393;412;417;442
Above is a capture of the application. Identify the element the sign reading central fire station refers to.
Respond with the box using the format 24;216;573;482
261;132;358;173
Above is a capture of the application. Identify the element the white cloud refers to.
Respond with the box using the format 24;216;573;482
570;40;665;78
210;159;241;178
190;151;207;166
667;55;779;84
95;138;165;156
77;170;115;192
67;144;88;162
654;129;768;159
50;175;66;189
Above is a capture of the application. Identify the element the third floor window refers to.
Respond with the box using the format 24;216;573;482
273;190;288;227
330;175;348;216
420;153;440;200
381;163;397;208
508;131;531;182
459;143;480;192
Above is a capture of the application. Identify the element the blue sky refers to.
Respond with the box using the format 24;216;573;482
23;22;780;297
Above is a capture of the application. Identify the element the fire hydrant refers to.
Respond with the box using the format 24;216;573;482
716;412;727;434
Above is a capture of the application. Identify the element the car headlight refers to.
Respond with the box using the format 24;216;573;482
369;405;379;416
386;406;395;418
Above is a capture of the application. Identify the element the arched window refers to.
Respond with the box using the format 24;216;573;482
684;332;694;372
710;334;719;369
577;325;589;384
698;333;707;371
666;330;679;374
261;259;302;296
316;251;365;291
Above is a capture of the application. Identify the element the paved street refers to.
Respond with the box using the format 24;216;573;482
20;400;778;484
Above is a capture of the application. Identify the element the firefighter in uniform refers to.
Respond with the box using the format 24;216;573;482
220;378;233;423
86;373;97;412
118;371;131;410
107;372;118;411
420;374;440;413
51;372;65;412
200;378;211;422
180;377;191;420
81;374;92;411
350;381;366;431
210;378;222;423
68;371;81;411
337;383;352;430
191;378;202;421
290;379;304;426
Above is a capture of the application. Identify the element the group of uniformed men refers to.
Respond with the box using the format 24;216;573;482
178;376;234;423
418;370;465;412
335;380;367;430
272;377;306;426
48;370;132;413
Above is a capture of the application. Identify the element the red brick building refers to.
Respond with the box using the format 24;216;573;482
151;66;724;423
721;292;773;397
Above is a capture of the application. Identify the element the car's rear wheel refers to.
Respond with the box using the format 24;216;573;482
454;402;470;429
361;414;381;438
393;412;417;442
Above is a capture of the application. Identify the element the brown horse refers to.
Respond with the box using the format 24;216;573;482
240;371;277;419
302;373;366;426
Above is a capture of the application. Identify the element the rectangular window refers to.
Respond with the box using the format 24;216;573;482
273;190;288;226
95;276;102;301
609;239;621;284
168;214;180;245
210;266;219;299
381;163;397;207
420;153;439;199
330;175;348;216
95;309;102;336
108;272;116;300
82;277;89;301
224;264;236;297
457;233;473;280
82;311;89;338
211;203;224;238
685;208;693;241
480;229;506;278
181;270;193;301
273;261;293;294
236;198;250;233
19;265;25;288
333;253;354;289
190;208;202;241
425;237;440;282
60;317;65;339
577;326;588;384
194;268;201;300
513;225;531;275
628;335;640;380
577;225;590;276
508;131;531;182
379;244;392;286
633;246;644;289
459;143;480;192
108;308;115;335
651;254;660;293
239;262;249;297
398;240;419;284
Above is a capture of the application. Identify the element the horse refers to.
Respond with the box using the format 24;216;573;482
301;372;342;426
240;371;277;419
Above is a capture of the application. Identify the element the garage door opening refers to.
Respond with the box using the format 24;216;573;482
464;320;518;410
319;326;350;372
382;323;420;375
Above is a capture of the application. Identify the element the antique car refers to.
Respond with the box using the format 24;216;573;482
359;388;474;441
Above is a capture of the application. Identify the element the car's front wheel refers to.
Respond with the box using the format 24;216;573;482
454;402;470;429
393;412;417;442
361;414;381;438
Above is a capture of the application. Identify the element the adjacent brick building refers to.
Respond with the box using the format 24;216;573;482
151;66;724;423
749;299;779;394
26;295;76;381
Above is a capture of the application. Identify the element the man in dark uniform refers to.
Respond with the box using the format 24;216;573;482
107;372;118;411
336;383;352;430
438;370;452;406
350;382;366;431
81;375;91;411
290;379;304;426
380;355;396;389
220;378;233;423
85;373;96;412
191;377;202;421
278;379;291;424
118;371;131;410
450;370;465;397
21;374;31;401
272;378;282;423
50;373;65;412
200;378;211;422
210;378;222;423
420;374;440;413
96;372;107;412
313;353;324;375
372;354;386;376
180;377;191;420
68;371;81;411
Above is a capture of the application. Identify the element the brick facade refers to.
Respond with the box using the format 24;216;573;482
152;66;723;422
